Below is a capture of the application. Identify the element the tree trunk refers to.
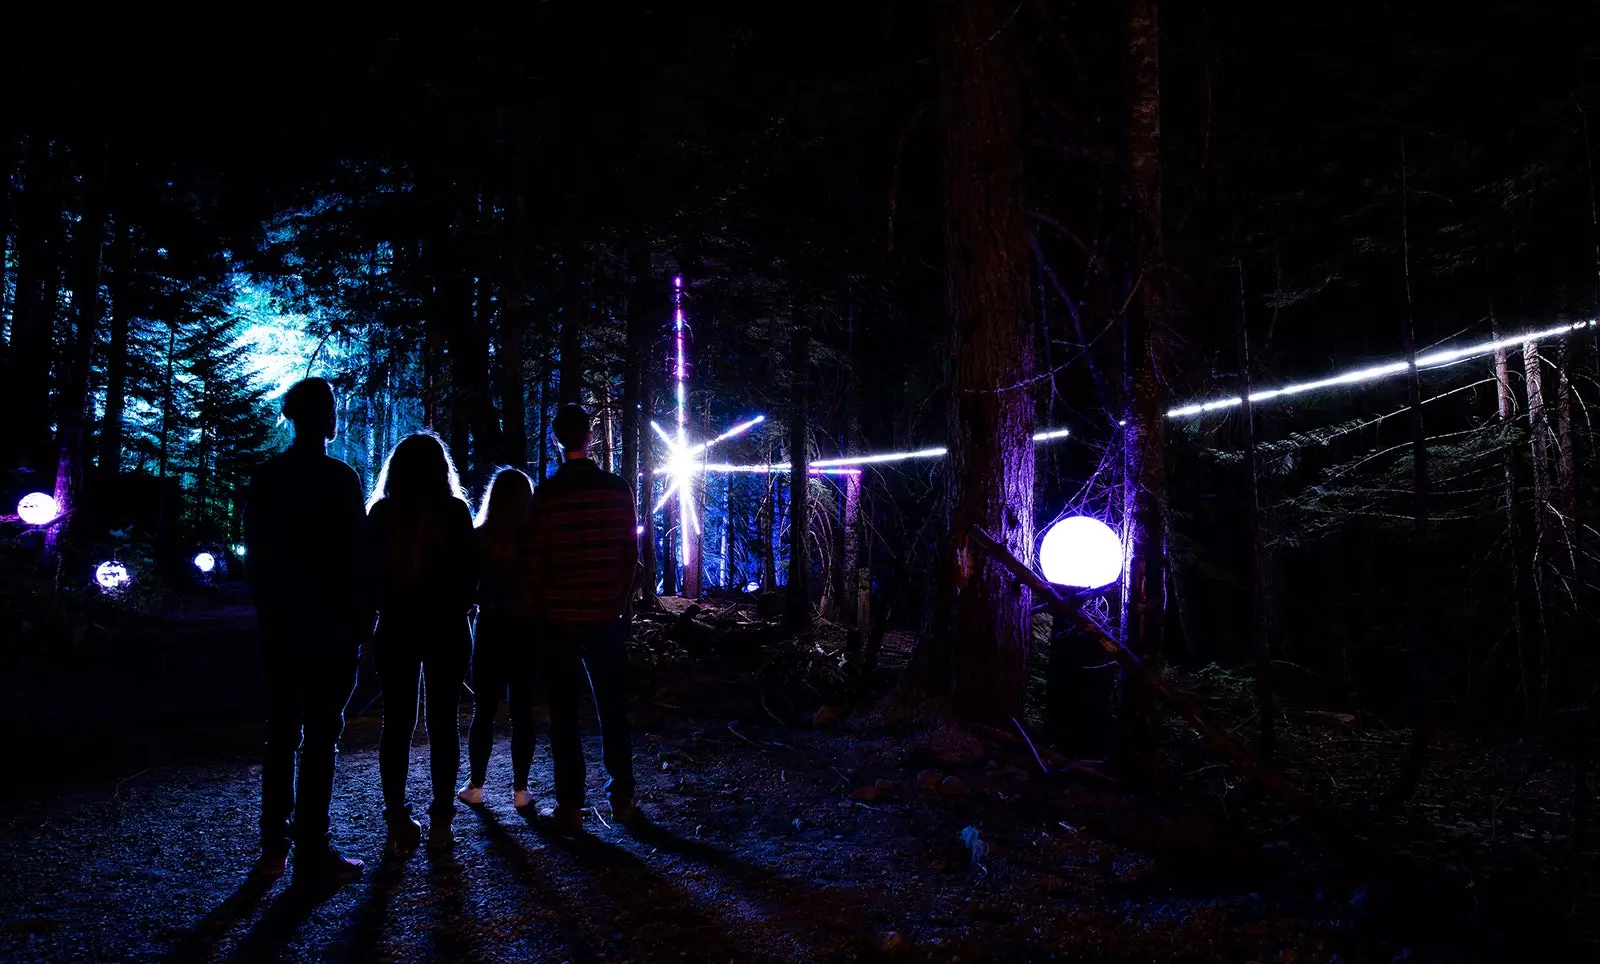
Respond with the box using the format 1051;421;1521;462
925;0;1037;723
1490;303;1533;722
537;360;551;480
1381;135;1430;811
559;233;586;406
1115;0;1168;783
4;134;60;472
47;131;107;562
499;219;529;471
638;312;660;607
759;479;776;592
1237;257;1275;758
1525;338;1553;722
99;222;132;476
786;311;812;629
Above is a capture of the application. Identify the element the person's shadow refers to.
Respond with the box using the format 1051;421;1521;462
527;813;811;962
470;808;597;961
165;873;275;962
335;850;408;964
223;872;350;963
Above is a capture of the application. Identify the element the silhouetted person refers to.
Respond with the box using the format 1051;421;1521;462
242;377;366;881
366;433;476;850
458;467;539;811
523;405;640;833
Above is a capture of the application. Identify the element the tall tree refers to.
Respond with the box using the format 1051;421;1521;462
4;134;60;473
927;0;1037;722
1116;0;1168;782
786;310;812;629
98;223;132;476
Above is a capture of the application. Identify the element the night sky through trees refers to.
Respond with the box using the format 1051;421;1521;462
4;4;1600;961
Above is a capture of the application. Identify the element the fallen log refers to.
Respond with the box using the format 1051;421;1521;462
967;525;1310;814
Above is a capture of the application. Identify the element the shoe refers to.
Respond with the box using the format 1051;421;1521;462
252;849;289;879
609;795;639;825
539;805;584;835
428;817;453;850
386;812;423;851
294;847;364;882
456;783;484;806
513;789;536;811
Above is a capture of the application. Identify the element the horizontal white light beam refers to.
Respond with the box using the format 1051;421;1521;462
705;426;1071;474
687;415;765;457
1167;319;1598;419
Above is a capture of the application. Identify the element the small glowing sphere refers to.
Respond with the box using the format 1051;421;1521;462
232;544;246;557
745;581;759;593
17;492;59;526
636;525;645;536
193;552;216;574
1038;515;1123;589
95;561;131;590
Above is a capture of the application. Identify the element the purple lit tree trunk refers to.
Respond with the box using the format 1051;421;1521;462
759;479;776;592
923;0;1036;723
47;132;107;565
1115;0;1168;783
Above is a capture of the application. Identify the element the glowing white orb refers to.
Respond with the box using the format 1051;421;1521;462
232;544;246;557
17;492;58;526
96;561;131;590
1038;515;1123;589
193;552;216;574
745;581;759;593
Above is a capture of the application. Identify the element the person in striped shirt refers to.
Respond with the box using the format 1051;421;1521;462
523;404;640;832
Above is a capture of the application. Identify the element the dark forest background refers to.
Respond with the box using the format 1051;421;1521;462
4;2;1599;765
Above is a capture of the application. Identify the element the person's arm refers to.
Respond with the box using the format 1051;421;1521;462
519;491;548;618
336;465;373;643
447;499;479;616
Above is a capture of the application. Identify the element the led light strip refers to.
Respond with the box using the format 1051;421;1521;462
704;428;1071;473
1166;319;1598;419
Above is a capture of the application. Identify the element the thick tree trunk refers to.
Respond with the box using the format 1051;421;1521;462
786;312;812;629
99;222;132;476
924;0;1037;723
1116;0;1168;783
1491;307;1534;722
47;132;107;562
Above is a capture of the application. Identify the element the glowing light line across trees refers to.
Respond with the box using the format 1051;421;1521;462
1166;318;1598;419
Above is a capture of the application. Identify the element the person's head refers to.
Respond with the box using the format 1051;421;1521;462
552;404;593;458
282;377;337;443
475;467;534;531
369;432;465;510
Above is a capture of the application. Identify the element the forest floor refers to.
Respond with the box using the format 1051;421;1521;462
0;594;1594;962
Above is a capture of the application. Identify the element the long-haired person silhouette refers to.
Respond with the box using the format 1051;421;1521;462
242;377;366;882
457;467;539;811
365;432;477;850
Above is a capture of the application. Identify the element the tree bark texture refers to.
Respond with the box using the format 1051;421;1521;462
1115;0;1169;781
99;222;132;476
559;233;586;406
930;0;1037;723
786;313;812;629
5;134;60;472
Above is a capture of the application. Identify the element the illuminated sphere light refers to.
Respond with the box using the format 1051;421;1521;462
193;552;217;574
745;581;759;593
1038;515;1123;590
232;544;247;558
96;561;131;591
17;492;59;526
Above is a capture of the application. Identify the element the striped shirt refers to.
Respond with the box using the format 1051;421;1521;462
520;458;638;622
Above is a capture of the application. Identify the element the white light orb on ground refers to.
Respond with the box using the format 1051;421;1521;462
745;581;759;593
95;561;131;590
193;552;216;574
17;492;59;526
1038;515;1124;590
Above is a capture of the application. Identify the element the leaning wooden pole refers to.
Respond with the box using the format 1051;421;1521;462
967;524;1310;814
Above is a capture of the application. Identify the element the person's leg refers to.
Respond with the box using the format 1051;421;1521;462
375;626;422;820
582;618;635;805
465;615;503;789
506;616;537;792
294;637;359;853
544;623;587;810
259;633;300;859
422;619;471;817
